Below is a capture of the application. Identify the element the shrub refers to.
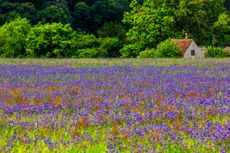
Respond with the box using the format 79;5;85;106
139;48;156;58
120;44;142;58
75;33;99;50
205;46;230;58
98;37;122;58
26;22;77;58
97;22;126;41
0;18;31;58
77;48;98;58
70;32;99;57
154;40;181;58
139;40;181;58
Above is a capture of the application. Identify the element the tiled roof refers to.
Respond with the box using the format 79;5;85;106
171;39;193;54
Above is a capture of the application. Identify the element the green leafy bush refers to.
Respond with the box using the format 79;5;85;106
0;18;31;58
98;37;122;58
120;44;142;58
97;22;126;41
139;48;156;58
154;40;181;58
205;46;230;57
77;48;98;58
139;40;181;58
75;33;99;50
70;32;99;57
26;22;77;58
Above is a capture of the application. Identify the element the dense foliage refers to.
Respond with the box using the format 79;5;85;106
213;13;230;46
0;18;123;58
139;40;181;58
0;0;230;57
123;0;229;55
0;0;130;33
205;46;230;58
26;23;77;58
0;59;229;152
0;18;31;58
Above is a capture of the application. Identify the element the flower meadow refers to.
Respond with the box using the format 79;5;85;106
0;59;229;153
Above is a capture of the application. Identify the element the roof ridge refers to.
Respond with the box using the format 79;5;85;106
171;39;193;54
171;39;193;41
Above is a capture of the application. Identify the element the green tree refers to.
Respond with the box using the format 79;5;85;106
174;0;226;45
97;22;126;41
0;18;31;57
0;1;36;25
73;2;93;32
35;4;72;24
74;32;99;51
98;37;122;57
0;0;132;35
26;22;76;58
123;0;175;56
69;32;101;58
73;0;127;33
213;13;230;46
225;0;230;13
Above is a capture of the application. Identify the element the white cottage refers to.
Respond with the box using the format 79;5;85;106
171;39;205;58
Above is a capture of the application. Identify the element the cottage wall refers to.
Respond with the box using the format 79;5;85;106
183;41;205;58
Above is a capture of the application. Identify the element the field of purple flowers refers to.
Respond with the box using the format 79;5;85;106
0;59;229;153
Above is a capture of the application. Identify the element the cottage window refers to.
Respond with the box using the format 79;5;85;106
191;50;195;56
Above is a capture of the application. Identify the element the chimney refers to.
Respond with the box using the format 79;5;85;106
185;33;188;39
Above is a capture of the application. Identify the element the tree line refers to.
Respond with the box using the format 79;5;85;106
0;0;229;58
